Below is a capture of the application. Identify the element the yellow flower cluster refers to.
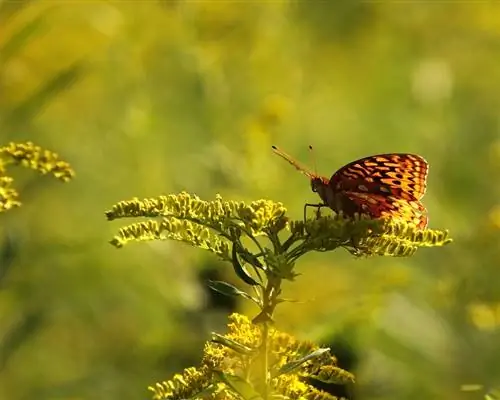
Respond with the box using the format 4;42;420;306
0;141;74;182
149;313;353;400
107;192;451;259
0;141;74;212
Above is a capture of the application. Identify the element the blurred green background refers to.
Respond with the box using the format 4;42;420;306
1;1;500;399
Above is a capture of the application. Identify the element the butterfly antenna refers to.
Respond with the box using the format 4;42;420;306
271;145;315;178
308;145;318;175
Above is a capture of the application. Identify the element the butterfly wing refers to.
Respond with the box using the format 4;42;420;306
329;153;429;201
344;192;428;229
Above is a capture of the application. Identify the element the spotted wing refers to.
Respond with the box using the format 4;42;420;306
329;153;429;201
343;192;428;229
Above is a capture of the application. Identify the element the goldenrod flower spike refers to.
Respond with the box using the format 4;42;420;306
0;141;74;212
107;192;451;259
0;176;21;211
149;313;354;400
0;141;75;182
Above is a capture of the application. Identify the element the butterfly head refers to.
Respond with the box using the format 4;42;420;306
310;176;329;193
310;176;332;205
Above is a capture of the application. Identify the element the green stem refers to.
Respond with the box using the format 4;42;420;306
262;321;269;400
259;276;277;400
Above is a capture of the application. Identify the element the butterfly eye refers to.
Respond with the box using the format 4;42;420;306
310;179;320;193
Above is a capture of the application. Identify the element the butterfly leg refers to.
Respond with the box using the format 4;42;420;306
304;203;326;222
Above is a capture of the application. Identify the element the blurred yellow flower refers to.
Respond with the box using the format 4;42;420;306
488;205;500;230
468;302;500;332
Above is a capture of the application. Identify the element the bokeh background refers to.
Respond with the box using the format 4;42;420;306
1;1;500;399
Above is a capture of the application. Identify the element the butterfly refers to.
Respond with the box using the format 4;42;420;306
271;145;429;229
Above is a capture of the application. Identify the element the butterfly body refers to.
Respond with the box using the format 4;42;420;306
272;147;429;229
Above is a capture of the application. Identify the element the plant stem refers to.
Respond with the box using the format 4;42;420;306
262;321;269;400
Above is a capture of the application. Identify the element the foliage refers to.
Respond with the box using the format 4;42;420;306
1;2;500;400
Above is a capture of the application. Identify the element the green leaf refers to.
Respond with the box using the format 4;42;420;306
211;333;255;355
208;280;260;305
486;388;500;400
213;371;264;400
232;243;261;286
275;297;307;304
0;0;34;22
4;62;86;127
0;310;45;371
277;347;330;376
239;251;265;271
0;16;47;63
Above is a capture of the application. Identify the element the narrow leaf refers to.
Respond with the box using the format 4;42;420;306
5;62;85;126
0;16;46;62
213;371;264;400
232;243;260;286
207;280;259;304
275;298;307;304
277;348;330;376
0;310;45;371
486;388;500;400
239;251;265;270
211;333;255;355
0;0;34;22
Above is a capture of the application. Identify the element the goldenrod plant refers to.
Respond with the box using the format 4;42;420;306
106;192;451;400
0;141;75;212
0;141;74;394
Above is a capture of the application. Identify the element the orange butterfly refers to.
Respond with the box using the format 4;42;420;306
272;146;429;229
